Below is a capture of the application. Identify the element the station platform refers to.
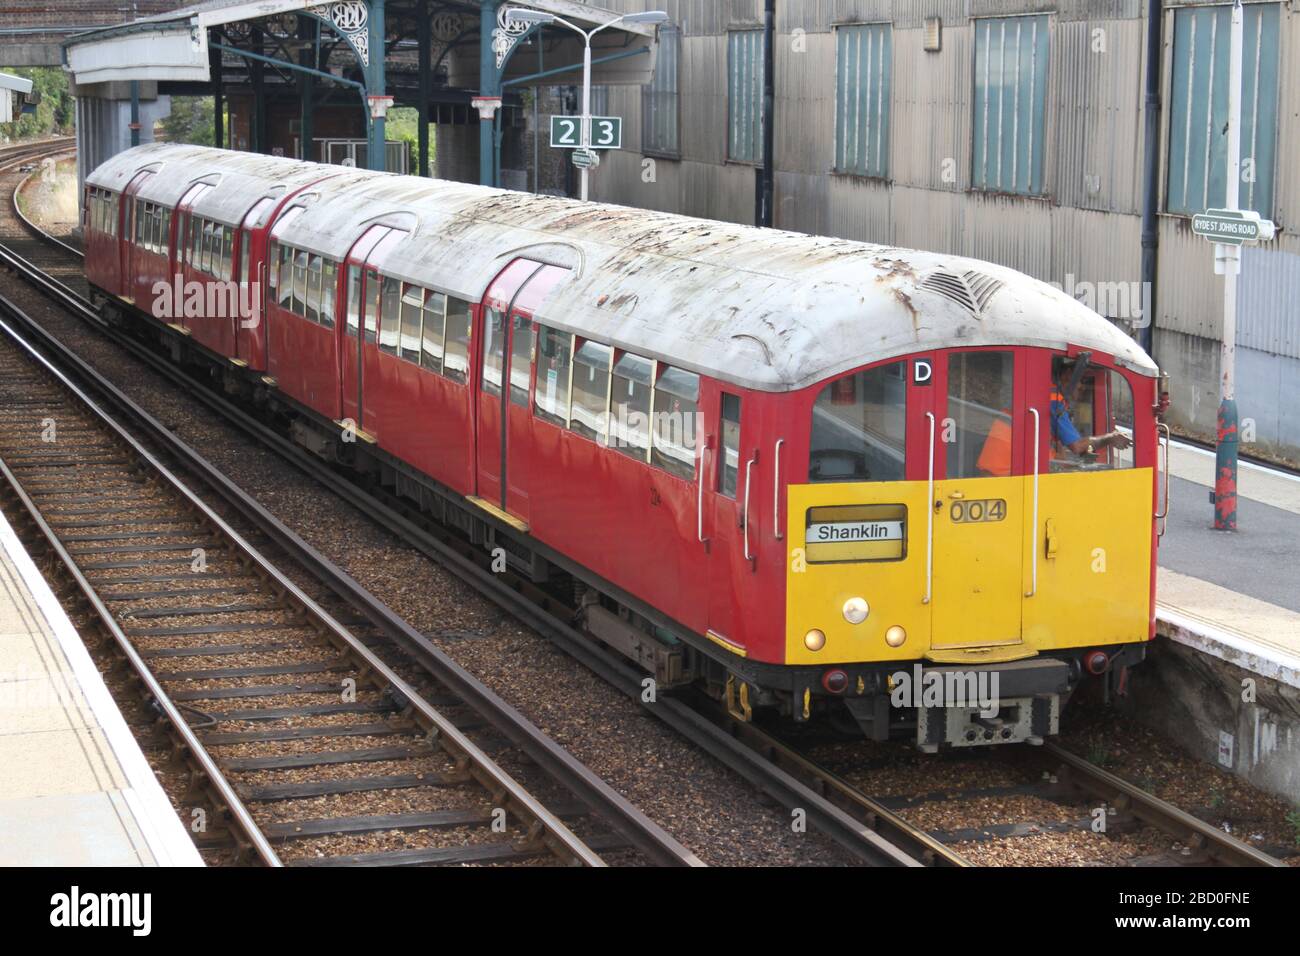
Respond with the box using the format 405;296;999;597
1155;441;1300;689
0;508;202;866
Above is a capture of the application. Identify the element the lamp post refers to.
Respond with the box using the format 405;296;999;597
506;8;668;201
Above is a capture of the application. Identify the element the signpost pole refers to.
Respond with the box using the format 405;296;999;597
580;36;592;201
1214;0;1244;531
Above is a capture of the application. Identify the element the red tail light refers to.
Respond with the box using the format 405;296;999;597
1084;651;1110;676
822;669;849;694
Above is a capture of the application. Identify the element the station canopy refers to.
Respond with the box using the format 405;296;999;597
63;0;659;88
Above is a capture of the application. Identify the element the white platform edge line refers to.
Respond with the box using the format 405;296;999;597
1157;603;1300;691
0;508;204;866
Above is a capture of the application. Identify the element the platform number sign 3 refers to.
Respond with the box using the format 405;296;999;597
550;116;623;150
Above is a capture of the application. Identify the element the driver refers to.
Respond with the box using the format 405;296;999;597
1052;362;1133;459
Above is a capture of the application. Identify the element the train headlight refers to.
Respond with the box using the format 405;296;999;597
803;628;826;652
885;625;907;648
842;597;870;625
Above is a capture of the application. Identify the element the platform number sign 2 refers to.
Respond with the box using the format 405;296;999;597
550;115;623;150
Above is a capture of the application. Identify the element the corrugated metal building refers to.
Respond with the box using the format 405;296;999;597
582;0;1300;464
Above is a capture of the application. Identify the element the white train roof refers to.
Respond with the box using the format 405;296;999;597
88;144;1158;392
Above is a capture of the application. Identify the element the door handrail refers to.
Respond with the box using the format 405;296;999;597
773;438;784;541
1027;407;1041;598
924;411;935;605
743;454;757;562
1155;422;1171;535
697;444;709;545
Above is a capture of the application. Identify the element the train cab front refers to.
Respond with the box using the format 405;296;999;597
779;347;1160;750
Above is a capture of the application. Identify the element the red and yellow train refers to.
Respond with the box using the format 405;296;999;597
82;144;1167;749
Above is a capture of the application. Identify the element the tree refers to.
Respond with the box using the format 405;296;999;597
160;96;217;147
1;67;73;140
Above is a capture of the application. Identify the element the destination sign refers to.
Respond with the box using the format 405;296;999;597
806;520;904;544
805;504;907;564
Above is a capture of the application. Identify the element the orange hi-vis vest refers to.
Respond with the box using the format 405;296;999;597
976;410;1013;476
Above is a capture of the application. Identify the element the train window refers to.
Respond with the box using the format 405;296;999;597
720;393;742;497
278;246;294;311
134;200;144;246
610;352;654;460
534;327;572;428
291;250;308;317
509;313;533;408
267;241;279;291
345;265;361;338
809;364;907;483
443;297;472;384
201;221;215;274
379;276;401;353
948;352;1013;480
651;366;700;481
571;341;613;443
109;194;118;238
420;291;445;373
481;307;506;397
320;260;337;329
305;255;322;323
190;218;201;266
399;283;424;363
238;231;250;286
364;270;380;343
1049;362;1136;472
220;226;234;281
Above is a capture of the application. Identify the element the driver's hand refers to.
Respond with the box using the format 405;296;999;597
1110;432;1133;451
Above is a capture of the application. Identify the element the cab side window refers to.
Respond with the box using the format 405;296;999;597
809;362;906;483
720;393;742;498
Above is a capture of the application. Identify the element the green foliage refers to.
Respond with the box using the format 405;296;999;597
1;67;74;140
161;96;218;147
384;106;433;172
1286;809;1300;846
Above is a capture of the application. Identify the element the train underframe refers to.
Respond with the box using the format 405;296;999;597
97;290;1149;751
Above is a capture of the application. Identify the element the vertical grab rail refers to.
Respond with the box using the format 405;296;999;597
697;444;709;545
924;412;935;605
773;439;784;540
743;455;757;561
1155;422;1171;536
1027;408;1041;598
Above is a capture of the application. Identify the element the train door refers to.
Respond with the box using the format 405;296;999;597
474;259;545;515
118;169;153;304
930;350;1027;652
338;224;393;434
501;265;571;524
702;386;748;651
232;197;273;363
172;183;209;334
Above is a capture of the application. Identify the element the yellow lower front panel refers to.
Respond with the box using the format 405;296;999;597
1020;468;1153;651
785;468;1154;666
785;480;933;666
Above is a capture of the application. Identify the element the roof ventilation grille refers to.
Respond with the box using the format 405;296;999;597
918;269;1005;316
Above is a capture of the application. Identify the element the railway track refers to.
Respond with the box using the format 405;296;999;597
0;142;1285;869
2;138;86;298
0;303;705;866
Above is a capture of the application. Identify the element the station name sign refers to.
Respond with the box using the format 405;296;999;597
1191;208;1276;247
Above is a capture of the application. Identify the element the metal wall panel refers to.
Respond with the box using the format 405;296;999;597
890;22;972;192
1051;18;1144;213
1240;246;1300;359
